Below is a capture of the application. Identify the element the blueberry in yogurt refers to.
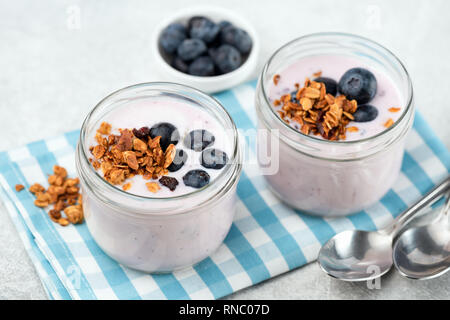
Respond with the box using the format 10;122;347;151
184;129;215;151
338;68;377;104
314;77;338;96
177;39;207;61
200;148;228;169
183;169;210;188
352;104;379;122
290;91;298;103
149;122;180;151
168;149;188;172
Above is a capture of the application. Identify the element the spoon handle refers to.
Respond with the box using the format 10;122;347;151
384;176;450;236
441;192;450;222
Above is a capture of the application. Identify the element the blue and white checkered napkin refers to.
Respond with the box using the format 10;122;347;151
1;81;449;300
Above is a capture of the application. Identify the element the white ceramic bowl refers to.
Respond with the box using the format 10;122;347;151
152;6;260;93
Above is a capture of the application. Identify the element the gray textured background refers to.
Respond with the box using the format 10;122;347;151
1;0;449;299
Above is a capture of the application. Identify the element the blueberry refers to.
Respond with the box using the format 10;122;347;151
149;122;180;151
218;20;232;31
188;16;206;30
166;23;187;35
211;44;242;74
352;104;379;122
168;149;187;172
290;91;298;103
159;24;187;54
220;26;252;54
208;21;232;48
189;17;220;43
177;39;207;61
188;56;215;76
200;148;228;169
208;47;217;59
171;56;189;73
314;77;338;96
183;169;210;188
184;129;215;151
338;68;377;104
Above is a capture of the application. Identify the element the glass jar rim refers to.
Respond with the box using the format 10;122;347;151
260;32;414;146
78;81;241;205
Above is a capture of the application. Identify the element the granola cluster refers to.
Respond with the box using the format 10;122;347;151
273;75;359;141
16;165;84;227
89;122;176;193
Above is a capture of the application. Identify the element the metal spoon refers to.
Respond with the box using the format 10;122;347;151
318;176;450;281
393;192;450;280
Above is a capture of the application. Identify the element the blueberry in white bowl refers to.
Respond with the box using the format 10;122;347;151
188;56;215;76
159;23;187;54
189;16;220;43
153;6;259;93
177;38;208;61
159;16;251;77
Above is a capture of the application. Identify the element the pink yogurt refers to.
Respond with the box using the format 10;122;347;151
77;83;241;272
256;49;414;217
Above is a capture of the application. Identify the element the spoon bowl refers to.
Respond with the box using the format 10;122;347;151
317;176;450;281
318;230;393;281
393;196;450;280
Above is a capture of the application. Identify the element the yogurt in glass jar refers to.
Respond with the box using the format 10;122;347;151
255;33;414;217
75;82;242;272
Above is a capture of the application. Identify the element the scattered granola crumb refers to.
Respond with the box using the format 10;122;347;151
29;165;84;227
346;126;359;132
313;71;322;77
384;118;394;128
53;165;67;179
146;182;161;193
273;74;280;85
15;184;24;192
58;218;70;227
29;183;45;194
48;209;61;223
64;205;83;224
388;107;401;113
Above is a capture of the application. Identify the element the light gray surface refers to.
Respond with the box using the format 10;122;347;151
0;0;449;300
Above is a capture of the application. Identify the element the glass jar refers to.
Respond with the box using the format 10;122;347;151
255;33;414;217
75;82;242;273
